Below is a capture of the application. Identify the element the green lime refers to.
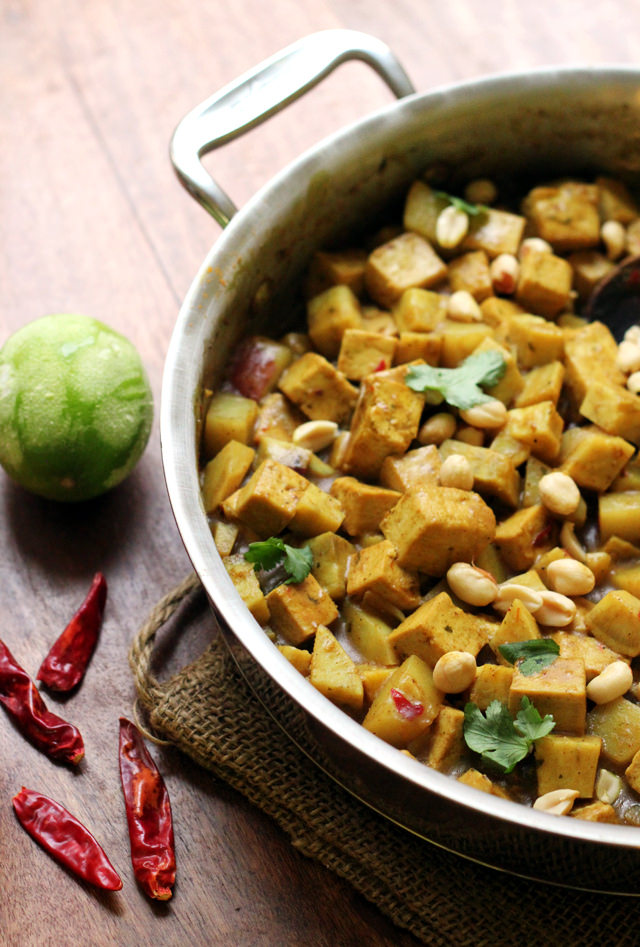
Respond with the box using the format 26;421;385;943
0;313;153;502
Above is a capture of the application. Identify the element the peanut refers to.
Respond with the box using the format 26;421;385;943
595;769;623;804
587;660;633;704
432;651;477;693
446;562;498;607
418;412;456;445
436;205;469;249
490;253;519;295
492;583;543;615
439;453;474;490
535;590;576;627
546;559;595;596
292;419;338;452
519;237;552;258
539;471;581;517
601;219;626;260
533;788;579;816
459;399;507;430
447;290;482;322
616;339;640;374
627;371;640;395
559;521;587;562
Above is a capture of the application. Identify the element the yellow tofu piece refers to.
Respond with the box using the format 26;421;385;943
497;314;565;369
394;331;442;366
305;531;355;601
563;321;623;407
365;232;448;308
489;599;541;662
346;539;421;612
535;734;602;797
306;284;362;358
599;492;640;543
425;706;466;771
379;444;441;492
309;624;364;712
305;248;367;297
504;401;564;464
438;320;494;367
524;182;600;251
389;591;490;666
343;600;400;666
329;476;401;536
222;459;308;537
587;697;640;766
266;574;339;646
515;361;564;409
597;176;639;224
508;658;586;734
559;426;634;492
278;644;312;676
203;392;258;459
515;249;573;317
474;336;524;407
550;631;626;682
494;504;552;572
278;352;358;425
392;287;447;332
210;518;239;557
571;801;619;823
447;250;493;301
224;555;270;624
253;392;304;443
362;654;443;748
336;328;396;380
381;486;495;576
462;207;526;258
584;589;640;657
201;440;255;513
580;379;640;446
439;439;520;507
340;374;424;479
567;250;614;303
288;482;344;537
402;180;448;243
468;664;514;710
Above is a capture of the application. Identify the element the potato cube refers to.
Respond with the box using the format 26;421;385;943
305;248;367;297
228;335;292;401
508;658;586;734
559;426;634;492
515;362;564;410
479;296;525;329
535;734;602;797
389;591;490;666
361;309;398;337
306;284;362;358
346;540;421;612
515;249;573;317
309;625;364;712
597;176;639;224
447;250;493;301
468;664;514;710
587;697;640;766
489;599;541;662
288;482;345;537
210;518;239;557
340;375;424;479
201;440;255;513
488;431;531;468
365;232;448;308
329;477;401;536
362;654;443;748
336;329;396;380
278;644;312;676
425;706;466;771
563;321;623;407
497;314;565;369
584;589;640;657
266;574;339;645
612;564;640;597
475;543;510;584
392;287;447;332
474;336;524;407
571;801;618;823
381;486;495;576
253;392;304;443
522;456;550;507
568;250;614;303
394;331;441;366
343;600;399;666
504;401;563;464
524;182;600;251
203;392;258;459
439;439;520;507
550;631;627;681
580;379;640;446
599;492;640;543
457;769;511;799
462;207;526;258
494;504;552;572
305;531;355;601
254;436;312;473
402;181;448;243
222;459;308;537
357;665;395;705
625;747;640;795
379;444;441;492
278;352;358;425
438;320;494;367
224;555;270;624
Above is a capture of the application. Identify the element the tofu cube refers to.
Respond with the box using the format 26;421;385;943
497;314;565;369
457;769;511;799
550;631;627;682
288;482;345;537
278;352;358;425
508;657;587;734
462;207;526;258
403;180;448;243
222;459;308;537
309;624;364;712
535;734;602;797
201;440;255;513
388;591;491;666
329;476;401;536
439;439;520;507
362;654;443;748
203;392;258;459
515;361;564;409
563;321;623;407
336;328;396;380
392;287;447;332
515;249;573;317
447;250;493;301
504;401;564;464
379;444;441;492
425;706;466;771
587;697;640;766
580;379;640;446
559;426;634;492
346;539;421;612
253;392;304;443
266;574;339;645
494;504;552;571
524;182;600;251
365;232;448;308
343;600;399;666
224;555;270;624
474;336;524;407
468;664;514;710
305;531;355;601
380;486;496;576
584;589;640;657
306;284;362;358
305;248;367;297
571;801;618;823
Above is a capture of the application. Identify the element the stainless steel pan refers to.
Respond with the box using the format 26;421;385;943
163;30;640;892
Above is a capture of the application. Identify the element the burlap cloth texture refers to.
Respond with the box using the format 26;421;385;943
129;574;640;947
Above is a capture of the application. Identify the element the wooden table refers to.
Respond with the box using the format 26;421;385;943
1;3;637;944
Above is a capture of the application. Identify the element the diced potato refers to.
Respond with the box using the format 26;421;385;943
462;207;526;258
358;664;396;705
438;320;494;367
305;248;368;297
394;331;442;366
624;747;640;795
329;477;401;536
379;444;441;492
535;734;602;797
224;555;270;624
402;181;448;243
392;287;447;332
447;250;493;301
603;535;640;561
563;321;623;407
571;801;619;823
288;482;345;537
568;250;614;303
612;564;640;597
457;769;511;799
307;284;362;358
479;296;525;329
253;392;303;443
515;362;564;409
599;492;640;543
346;540;421;612
504;401;564;464
475;543;510;584
439;439;520;507
522;456;550;508
266;574;339;646
580;379;640;446
597;176;639;223
584;589;640;657
278;644;312;676
497;314;565;369
336;328;396;380
228;335;293;400
381;486;495;576
210;518;239;557
468;664;514;710
523;182;600;251
305;532;355;601
474;336;524;407
515;249;573;317
494;504;552;572
221;459;308;537
425;706;466;771
551;631;628;681
489;599;541;662
587;697;640;766
389;591;491;666
343;600;399;666
309;625;364;712
559;426;634;492
278;352;358;425
254;436;312;473
508;658;587;734
201;440;255;513
362;654;443;748
203;392;258;459
365;232;448;308
488;431;531;468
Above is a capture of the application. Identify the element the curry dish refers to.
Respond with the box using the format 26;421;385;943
200;171;640;824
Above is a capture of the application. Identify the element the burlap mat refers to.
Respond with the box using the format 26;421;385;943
129;575;640;947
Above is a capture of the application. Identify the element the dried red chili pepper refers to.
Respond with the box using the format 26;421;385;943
0;639;84;764
13;787;122;891
37;572;107;692
118;717;176;900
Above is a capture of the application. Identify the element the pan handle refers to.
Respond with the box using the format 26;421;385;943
169;29;415;228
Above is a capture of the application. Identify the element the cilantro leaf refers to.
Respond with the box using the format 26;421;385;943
434;190;488;217
405;350;507;410
498;639;560;676
244;537;312;585
463;697;555;774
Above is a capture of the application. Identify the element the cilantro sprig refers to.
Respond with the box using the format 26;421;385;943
405;350;506;410
463;697;555;774
498;639;560;676
434;190;489;217
244;537;313;585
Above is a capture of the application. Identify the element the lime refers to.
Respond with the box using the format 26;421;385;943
0;313;153;501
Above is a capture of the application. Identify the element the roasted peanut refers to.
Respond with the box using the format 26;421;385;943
601;219;626;260
436;205;469;249
433;651;477;693
616;339;640;374
533;788;579;816
458;399;507;430
535;590;577;627
439;453;474;490
546;559;595;596
418;412;457;445
293;419;338;452
447;290;482;322
519;236;552;258
559;521;587;563
539;472;581;517
627;371;640;394
596;769;623;804
492;583;543;615
447;562;498;607
587;661;633;704
490;254;519;295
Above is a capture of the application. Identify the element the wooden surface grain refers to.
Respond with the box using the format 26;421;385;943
1;2;638;945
